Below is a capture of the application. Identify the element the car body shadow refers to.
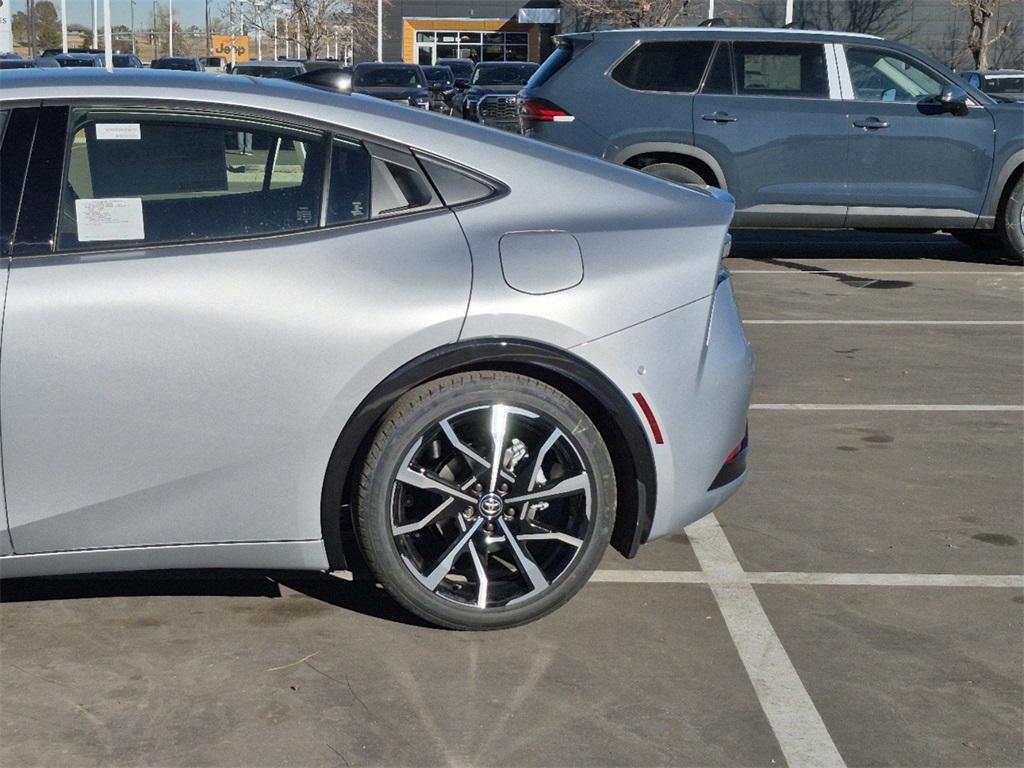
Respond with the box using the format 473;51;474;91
729;229;1019;266
0;569;430;627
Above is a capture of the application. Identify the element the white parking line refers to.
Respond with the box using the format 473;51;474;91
731;270;1024;275
687;514;847;768
591;570;1024;588
744;320;1024;325
750;404;1023;412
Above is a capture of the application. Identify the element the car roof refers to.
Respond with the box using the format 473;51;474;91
235;60;301;67
475;61;538;66
965;70;1024;77
355;62;419;68
563;26;882;43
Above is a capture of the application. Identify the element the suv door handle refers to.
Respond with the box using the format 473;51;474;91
853;117;890;130
702;112;738;123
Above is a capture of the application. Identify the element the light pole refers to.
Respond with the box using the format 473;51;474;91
707;0;714;19
785;0;794;25
168;0;173;55
60;0;68;53
130;0;136;54
376;0;382;61
205;0;210;58
92;0;98;48
103;0;112;68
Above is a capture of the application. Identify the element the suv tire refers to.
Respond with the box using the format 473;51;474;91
356;371;616;630
999;176;1024;260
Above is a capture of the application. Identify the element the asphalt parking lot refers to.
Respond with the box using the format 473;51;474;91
1;230;1021;768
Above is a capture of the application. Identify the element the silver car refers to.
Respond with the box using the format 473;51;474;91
0;70;753;629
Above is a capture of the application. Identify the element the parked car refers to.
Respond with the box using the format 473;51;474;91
231;60;307;78
112;54;144;68
435;57;474;83
352;62;430;109
54;53;104;67
421;65;455;111
960;69;1024;103
0;59;40;70
0;70;752;629
150;56;204;72
453;62;538;129
520;28;1024;257
201;56;226;73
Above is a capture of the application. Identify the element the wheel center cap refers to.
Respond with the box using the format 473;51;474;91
477;492;504;519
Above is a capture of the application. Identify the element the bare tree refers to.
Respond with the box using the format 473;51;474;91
227;0;384;60
952;1;1014;70
562;1;692;30
736;0;911;39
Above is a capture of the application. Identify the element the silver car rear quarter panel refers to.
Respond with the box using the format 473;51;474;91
572;276;754;540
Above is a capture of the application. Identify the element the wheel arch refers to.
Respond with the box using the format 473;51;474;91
320;338;657;570
611;142;728;191
986;151;1024;221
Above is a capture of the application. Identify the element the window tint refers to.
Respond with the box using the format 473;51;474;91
612;41;715;93
59;111;324;250
733;41;828;98
846;47;943;102
702;43;734;94
326;138;372;225
1;109;36;254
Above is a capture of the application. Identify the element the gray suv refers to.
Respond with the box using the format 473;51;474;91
521;29;1024;258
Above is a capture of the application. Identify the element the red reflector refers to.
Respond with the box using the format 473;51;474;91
520;97;573;122
725;443;743;463
632;393;664;445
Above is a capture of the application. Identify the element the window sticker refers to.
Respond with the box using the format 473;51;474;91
75;198;145;242
95;123;142;140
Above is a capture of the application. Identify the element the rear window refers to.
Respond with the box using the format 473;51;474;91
983;76;1023;94
611;40;715;93
526;43;574;89
471;63;538;86
732;41;828;98
355;66;423;88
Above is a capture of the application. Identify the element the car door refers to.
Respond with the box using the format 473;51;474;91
1;103;471;555
841;44;995;227
0;106;31;558
693;39;850;226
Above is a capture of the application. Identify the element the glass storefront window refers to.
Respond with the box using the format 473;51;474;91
415;30;532;65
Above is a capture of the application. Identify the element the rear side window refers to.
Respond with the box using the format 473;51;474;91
732;41;829;98
326;138;372;225
702;43;734;94
612;40;715;93
525;43;575;89
59;110;326;250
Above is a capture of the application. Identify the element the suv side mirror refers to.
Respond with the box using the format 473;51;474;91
940;84;969;116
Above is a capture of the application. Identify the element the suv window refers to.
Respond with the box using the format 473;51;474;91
612;41;715;93
59;110;326;250
732;41;829;98
702;43;734;94
846;46;943;102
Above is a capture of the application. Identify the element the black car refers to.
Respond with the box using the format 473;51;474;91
352;63;430;110
421;65;454;111
434;57;474;83
452;62;538;129
54;53;104;67
150;56;204;72
112;54;144;68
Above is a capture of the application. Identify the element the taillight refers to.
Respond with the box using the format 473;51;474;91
519;97;574;123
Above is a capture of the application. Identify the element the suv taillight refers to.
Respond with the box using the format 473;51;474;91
519;97;574;123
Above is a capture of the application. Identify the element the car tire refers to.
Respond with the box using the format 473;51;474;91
356;371;616;630
640;162;707;186
950;230;1004;250
998;176;1024;260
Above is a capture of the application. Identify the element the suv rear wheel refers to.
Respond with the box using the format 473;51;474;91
999;176;1024;260
356;371;616;630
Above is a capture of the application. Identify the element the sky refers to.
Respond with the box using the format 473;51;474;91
20;0;220;31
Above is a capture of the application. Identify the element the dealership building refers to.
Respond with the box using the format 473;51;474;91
374;0;1022;71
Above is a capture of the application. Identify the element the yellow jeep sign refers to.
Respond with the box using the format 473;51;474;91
211;35;250;62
